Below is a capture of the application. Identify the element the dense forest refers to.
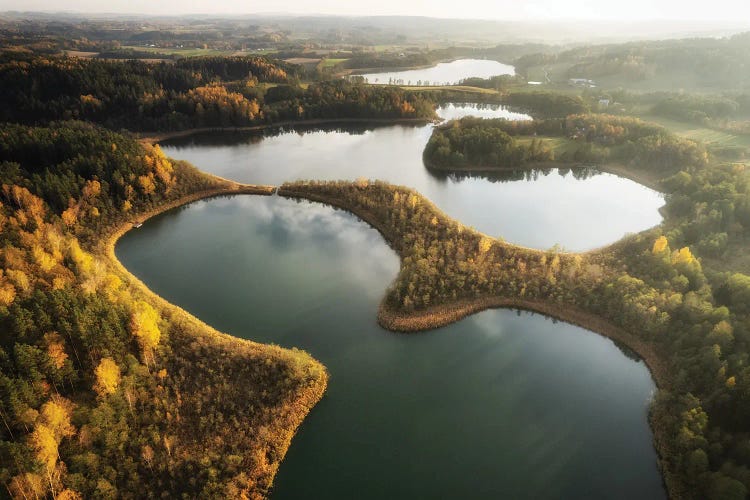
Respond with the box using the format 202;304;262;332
503;91;589;118
279;175;750;500
424;117;553;169
0;122;327;498
0;54;437;131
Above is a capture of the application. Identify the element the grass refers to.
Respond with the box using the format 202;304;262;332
319;58;348;69
516;136;583;156
635;113;750;150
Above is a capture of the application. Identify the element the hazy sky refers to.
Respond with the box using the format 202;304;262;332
2;0;750;21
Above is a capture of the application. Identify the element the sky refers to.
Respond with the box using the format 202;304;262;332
2;0;750;21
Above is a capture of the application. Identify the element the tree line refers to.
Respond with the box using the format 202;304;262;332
0;54;437;131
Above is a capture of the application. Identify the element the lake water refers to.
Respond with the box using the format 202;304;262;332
161;103;664;252
356;58;515;85
116;195;665;499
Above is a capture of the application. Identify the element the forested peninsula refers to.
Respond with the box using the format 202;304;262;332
424;115;709;178
0;121;326;498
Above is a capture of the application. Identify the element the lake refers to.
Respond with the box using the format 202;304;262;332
116;194;665;499
161;103;664;252
356;58;515;85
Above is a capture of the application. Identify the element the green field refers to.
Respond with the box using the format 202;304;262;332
319;58;349;69
515;136;582;156
631;113;750;157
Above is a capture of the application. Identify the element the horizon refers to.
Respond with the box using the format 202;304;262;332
2;0;750;22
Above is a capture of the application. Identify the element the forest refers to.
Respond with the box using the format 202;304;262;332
424;117;554;169
424;114;710;175
2;20;750;498
0;122;327;498
0;54;437;131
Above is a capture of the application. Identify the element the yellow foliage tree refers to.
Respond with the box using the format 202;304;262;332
30;424;58;471
408;194;419;210
61;205;78;227
130;301;161;354
478;237;493;254
0;281;16;306
32;246;57;273
68;239;93;275
138;174;156;195
672;247;696;265
39;398;74;440
57;489;83;500
94;358;121;396
8;473;46;499
6;269;30;293
81;179;101;199
652;236;669;254
44;332;68;370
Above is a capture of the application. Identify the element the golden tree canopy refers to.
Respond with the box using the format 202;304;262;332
94;358;121;396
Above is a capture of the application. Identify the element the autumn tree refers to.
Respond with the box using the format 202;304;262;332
94;358;121;397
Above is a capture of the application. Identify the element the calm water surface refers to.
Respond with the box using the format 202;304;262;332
161;103;664;251
116;196;665;499
357;58;515;85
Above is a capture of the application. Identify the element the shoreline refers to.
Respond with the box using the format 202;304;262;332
107;180;677;499
277;186;667;386
278;184;679;499
378;298;669;388
424;159;666;193
136;117;435;144
343;56;465;77
101;179;329;496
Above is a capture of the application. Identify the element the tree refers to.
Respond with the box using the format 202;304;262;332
130;301;161;356
94;358;121;396
652;236;669;254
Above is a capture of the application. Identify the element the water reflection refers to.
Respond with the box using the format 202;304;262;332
116;195;665;500
161;103;664;251
357;59;515;86
431;166;604;184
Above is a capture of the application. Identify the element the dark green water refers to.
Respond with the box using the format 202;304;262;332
116;195;665;499
161;104;664;252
